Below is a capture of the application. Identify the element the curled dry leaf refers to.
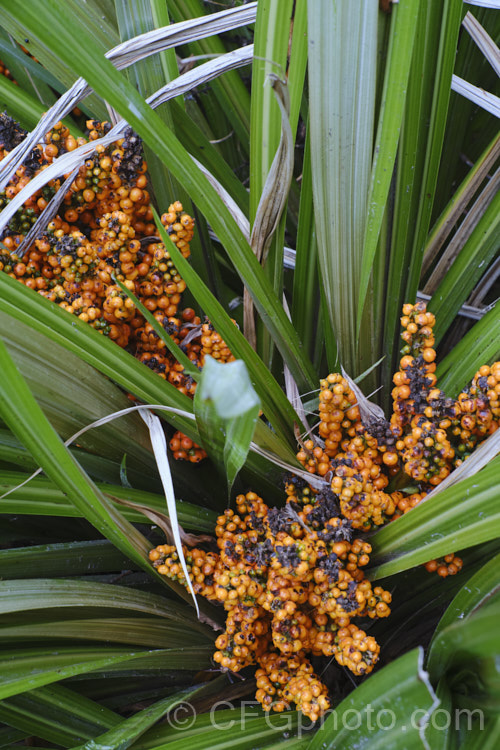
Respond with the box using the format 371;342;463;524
250;74;293;265
245;73;294;347
107;494;213;547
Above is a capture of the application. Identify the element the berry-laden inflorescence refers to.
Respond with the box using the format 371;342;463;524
0;114;233;460
150;489;391;720
150;302;498;719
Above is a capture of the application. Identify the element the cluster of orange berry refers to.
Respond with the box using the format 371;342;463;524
388;303;499;481
150;489;390;720
0;113;234;462
149;302;498;719
296;302;499;574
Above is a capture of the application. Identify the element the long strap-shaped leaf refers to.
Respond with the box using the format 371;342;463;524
382;0;464;400
307;648;438;750
430;552;500;644
430;188;500;344
0;338;152;569
0;646;212;701
436;301;500;395
70;685;210;750
0;274;197;437
245;73;294;347
422;132;500;276
403;0;464;301
308;0;377;378
0;683;121;748
368;455;500;579
356;0;420;329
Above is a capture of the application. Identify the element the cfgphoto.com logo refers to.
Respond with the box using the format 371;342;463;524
164;700;484;737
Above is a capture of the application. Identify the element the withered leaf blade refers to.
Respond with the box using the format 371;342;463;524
245;73;294;346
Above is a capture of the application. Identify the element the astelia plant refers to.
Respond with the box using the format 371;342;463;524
0;1;498;748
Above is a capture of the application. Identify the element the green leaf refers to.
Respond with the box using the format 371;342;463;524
0;579;211;632
249;0;304;367
459;716;500;750
119;454;133;489
114;0;215;301
0;540;133;579
368;457;500;579
422;679;453;750
135;709;301;750
366;540;500;668
0;73;78;133
427;602;500;712
436;302;500;396
115;0;179;199
169;98;249;214
430;189;500;344
0;309;155;469
404;0;464;301
224;410;259;497
382;0;464;401
194;356;260;495
0;274;197;439
307;648;437;750
0;618;208;650
308;0;378;379
0;647;153;700
0;684;120;748
70;688;199;750
357;0;420;328
0;339;223;621
0;0;114;121
74;647;213;674
0;429;153;489
196;357;260;420
431;553;500;644
0;276;294;485
0;727;28;747
0;29;70;97
422;131;500;277
261;739;308;750
166;0;251;150
0;338;156;570
250;0;294;222
292;124;322;363
0;470;216;531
